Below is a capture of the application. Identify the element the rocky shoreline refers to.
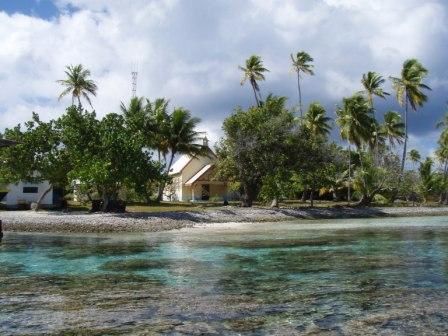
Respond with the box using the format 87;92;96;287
2;206;448;233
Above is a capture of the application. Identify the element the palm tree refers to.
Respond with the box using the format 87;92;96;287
390;59;431;173
304;102;331;139
359;71;389;164
436;108;448;132
291;51;314;117
156;107;205;201
239;55;269;107
57;64;98;108
336;95;374;202
380;111;405;148
359;72;389;108
408;149;421;167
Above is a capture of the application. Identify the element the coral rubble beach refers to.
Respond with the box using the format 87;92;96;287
2;206;448;233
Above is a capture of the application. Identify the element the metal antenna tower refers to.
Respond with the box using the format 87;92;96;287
131;70;138;97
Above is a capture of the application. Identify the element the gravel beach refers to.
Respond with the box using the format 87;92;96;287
2;206;448;233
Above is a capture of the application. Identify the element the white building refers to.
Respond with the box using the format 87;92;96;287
164;147;228;202
1;181;59;208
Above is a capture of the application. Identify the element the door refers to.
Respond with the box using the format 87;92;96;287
201;184;210;201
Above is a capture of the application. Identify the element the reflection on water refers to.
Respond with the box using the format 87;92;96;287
1;216;448;335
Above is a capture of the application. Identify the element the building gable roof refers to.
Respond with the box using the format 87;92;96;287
168;146;217;175
184;164;214;186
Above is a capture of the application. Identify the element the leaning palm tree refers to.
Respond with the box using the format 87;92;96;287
380;111;405;148
390;59;431;173
304;102;332;140
239;55;269;107
291;51;314;117
57;64;98;108
336;95;375;202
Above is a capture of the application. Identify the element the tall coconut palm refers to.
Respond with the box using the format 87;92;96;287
239;55;269;107
380;111;405;148
359;71;389;164
390;59;431;173
291;51;314;117
57;64;98;108
304;102;332;140
336;95;374;202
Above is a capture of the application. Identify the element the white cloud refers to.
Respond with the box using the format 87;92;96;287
0;0;447;150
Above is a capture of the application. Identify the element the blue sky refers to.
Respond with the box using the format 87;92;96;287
0;0;447;158
0;0;59;18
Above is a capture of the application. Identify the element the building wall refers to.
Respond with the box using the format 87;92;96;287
180;183;228;202
3;181;53;207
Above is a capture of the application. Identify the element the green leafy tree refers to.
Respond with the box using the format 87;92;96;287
239;55;269;107
390;59;431;173
0;113;70;210
291;51;314;117
57;64;98;108
215;95;299;206
58;106;160;211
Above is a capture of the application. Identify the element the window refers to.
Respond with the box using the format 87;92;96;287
23;187;38;194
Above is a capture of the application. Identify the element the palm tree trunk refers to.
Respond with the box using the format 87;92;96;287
401;94;409;174
257;89;263;105
250;80;259;107
297;73;303;118
156;151;176;202
348;143;351;204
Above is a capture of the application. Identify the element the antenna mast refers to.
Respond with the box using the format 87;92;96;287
131;64;138;97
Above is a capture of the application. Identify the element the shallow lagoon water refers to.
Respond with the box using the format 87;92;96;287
1;216;448;335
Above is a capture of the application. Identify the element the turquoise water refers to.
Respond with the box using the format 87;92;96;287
1;216;448;335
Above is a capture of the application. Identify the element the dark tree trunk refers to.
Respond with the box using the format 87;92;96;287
34;185;53;211
356;194;373;207
241;184;256;207
301;189;308;202
309;178;315;208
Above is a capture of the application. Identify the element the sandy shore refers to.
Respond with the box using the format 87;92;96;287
2;206;448;233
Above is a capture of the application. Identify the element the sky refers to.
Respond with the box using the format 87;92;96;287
0;0;447;158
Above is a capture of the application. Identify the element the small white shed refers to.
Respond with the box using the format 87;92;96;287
1;181;55;208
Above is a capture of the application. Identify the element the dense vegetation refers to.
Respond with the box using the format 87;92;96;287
217;53;446;207
1;54;447;210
